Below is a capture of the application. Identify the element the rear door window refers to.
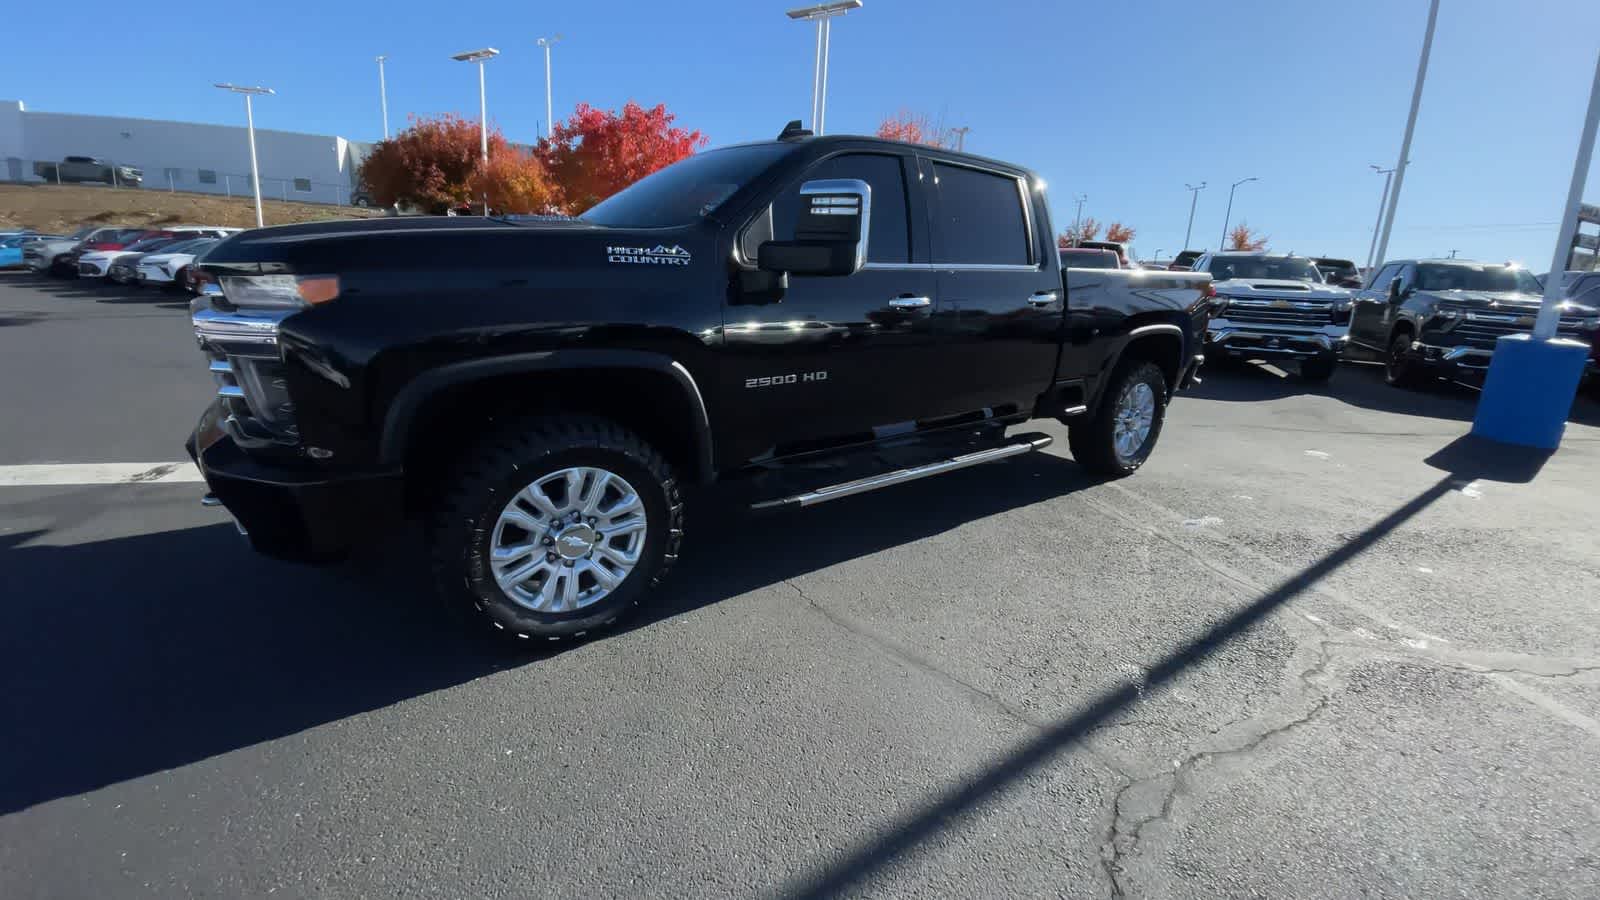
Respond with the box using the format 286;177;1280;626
929;162;1031;266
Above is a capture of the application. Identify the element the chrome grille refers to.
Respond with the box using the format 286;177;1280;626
1220;302;1332;327
1449;316;1586;348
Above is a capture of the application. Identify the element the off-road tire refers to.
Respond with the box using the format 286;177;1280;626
427;416;683;642
1068;359;1169;477
1299;356;1337;382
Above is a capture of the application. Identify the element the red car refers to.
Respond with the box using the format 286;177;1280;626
62;229;175;273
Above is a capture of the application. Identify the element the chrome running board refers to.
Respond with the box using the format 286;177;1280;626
752;432;1053;512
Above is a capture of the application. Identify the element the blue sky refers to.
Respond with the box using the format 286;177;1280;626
5;0;1599;268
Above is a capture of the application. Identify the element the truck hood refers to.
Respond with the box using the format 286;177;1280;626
1425;289;1597;316
200;215;704;274
1213;278;1353;301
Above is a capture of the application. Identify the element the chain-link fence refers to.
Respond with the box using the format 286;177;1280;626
2;157;360;207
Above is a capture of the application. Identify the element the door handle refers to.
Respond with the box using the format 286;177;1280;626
1027;291;1059;307
888;295;932;309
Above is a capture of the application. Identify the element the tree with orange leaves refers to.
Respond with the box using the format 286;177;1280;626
875;110;948;147
1228;222;1269;251
537;101;707;213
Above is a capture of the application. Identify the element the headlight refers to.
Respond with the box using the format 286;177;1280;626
1435;307;1461;320
218;274;340;309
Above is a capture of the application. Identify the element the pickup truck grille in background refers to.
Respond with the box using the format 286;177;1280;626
1450;314;1587;348
1219;300;1332;327
193;308;299;445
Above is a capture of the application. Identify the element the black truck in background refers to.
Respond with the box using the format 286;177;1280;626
187;125;1212;641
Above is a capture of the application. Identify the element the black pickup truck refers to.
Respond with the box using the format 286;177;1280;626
188;125;1211;640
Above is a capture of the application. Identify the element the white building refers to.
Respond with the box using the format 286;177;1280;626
0;100;370;206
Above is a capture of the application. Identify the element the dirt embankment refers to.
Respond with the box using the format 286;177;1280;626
0;183;383;232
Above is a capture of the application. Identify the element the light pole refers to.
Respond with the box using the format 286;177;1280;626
1373;0;1440;273
536;35;562;139
1072;193;1087;243
950;126;970;151
452;47;499;215
376;56;390;139
1365;164;1395;269
1183;182;1206;253
1153;248;1165;264
1219;176;1258;250
786;1;861;136
214;83;273;228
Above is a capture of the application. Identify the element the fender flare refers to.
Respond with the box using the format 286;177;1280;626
1093;322;1190;408
378;348;716;483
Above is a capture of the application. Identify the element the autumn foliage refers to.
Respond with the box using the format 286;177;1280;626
875;110;948;147
1105;222;1136;244
1058;217;1101;247
358;102;705;216
359;113;496;213
1228;222;1269;251
536;102;706;213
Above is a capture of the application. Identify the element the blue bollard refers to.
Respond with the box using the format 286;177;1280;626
1471;334;1591;449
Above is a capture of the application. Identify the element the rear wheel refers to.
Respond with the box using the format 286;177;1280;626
1069;359;1168;477
428;416;683;642
1299;356;1337;382
1385;330;1424;388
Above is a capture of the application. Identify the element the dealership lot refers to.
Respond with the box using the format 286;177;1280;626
2;274;1598;898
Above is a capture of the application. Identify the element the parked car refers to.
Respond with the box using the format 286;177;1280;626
1069;239;1134;267
1312;257;1364;288
79;228;238;279
1059;247;1121;269
23;226;108;274
1556;269;1600;304
187;127;1212;641
33;156;143;186
63;228;170;273
137;239;220;290
0;235;32;269
1350;259;1599;387
1170;249;1204;271
1197;251;1354;381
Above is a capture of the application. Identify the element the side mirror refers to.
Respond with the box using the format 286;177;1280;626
1388;277;1404;304
758;178;870;277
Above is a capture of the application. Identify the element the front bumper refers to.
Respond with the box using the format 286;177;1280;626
78;260;108;277
138;265;174;284
188;402;403;562
1205;319;1348;361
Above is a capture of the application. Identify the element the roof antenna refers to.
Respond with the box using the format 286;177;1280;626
778;120;813;141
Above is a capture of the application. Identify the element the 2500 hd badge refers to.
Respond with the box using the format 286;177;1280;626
608;244;692;265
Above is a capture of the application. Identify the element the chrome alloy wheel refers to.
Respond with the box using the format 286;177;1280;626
489;466;648;613
1112;381;1156;463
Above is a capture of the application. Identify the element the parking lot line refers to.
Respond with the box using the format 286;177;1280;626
0;462;203;486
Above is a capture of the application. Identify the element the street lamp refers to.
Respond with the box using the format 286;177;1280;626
1365;164;1396;269
1373;0;1440;273
536;36;562;139
214;83;273;229
1219;176;1258;250
375;56;390;139
452;47;499;215
786;0;862;136
1182;182;1206;253
1072;193;1087;243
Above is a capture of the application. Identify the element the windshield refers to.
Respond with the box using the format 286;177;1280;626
580;144;794;228
1206;255;1323;282
155;239;208;255
1415;263;1541;293
124;238;175;253
1316;259;1358;277
1;237;25;248
1060;249;1119;269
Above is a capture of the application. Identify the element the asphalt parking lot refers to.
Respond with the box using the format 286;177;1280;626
2;272;1598;899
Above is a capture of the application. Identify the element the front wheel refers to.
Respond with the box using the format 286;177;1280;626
1299;356;1337;382
1385;331;1424;388
1069;359;1169;477
428;416;683;642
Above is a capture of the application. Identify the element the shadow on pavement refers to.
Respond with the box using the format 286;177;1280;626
776;433;1549;899
0;452;1096;815
1194;358;1600;428
4;273;187;306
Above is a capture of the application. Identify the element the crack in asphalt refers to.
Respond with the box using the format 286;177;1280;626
1100;638;1337;898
